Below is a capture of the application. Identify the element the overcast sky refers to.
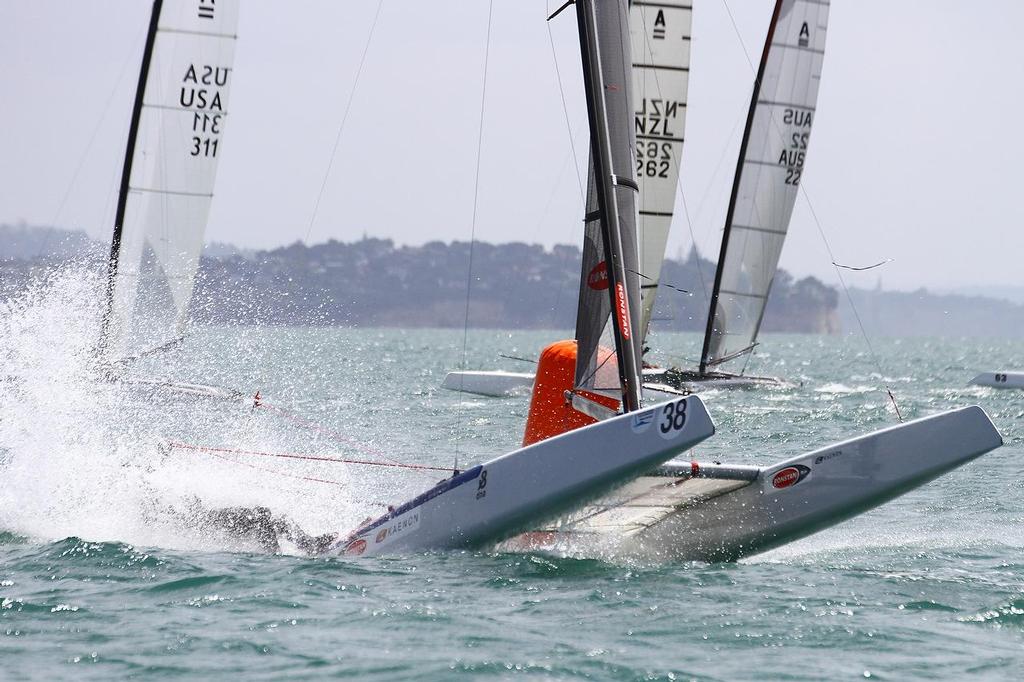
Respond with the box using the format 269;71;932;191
2;1;1023;291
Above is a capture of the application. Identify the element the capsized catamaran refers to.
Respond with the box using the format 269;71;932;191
500;0;1003;563
441;0;693;398
331;0;717;558
98;0;241;399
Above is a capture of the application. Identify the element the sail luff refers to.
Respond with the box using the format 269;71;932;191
575;0;643;412
699;0;829;374
100;0;163;350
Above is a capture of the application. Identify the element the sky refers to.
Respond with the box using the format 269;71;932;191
2;1;1023;292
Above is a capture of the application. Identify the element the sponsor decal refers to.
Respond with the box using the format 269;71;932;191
615;282;632;340
372;511;422;544
631;410;655;433
771;464;810;490
814;450;843;465
587;261;610;290
344;538;367;556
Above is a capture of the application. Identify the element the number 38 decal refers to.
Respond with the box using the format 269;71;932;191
658;398;688;438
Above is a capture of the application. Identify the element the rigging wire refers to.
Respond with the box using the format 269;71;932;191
718;0;903;420
454;0;496;467
303;0;385;243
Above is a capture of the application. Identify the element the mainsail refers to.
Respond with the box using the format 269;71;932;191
101;0;239;360
630;0;692;344
573;0;644;412
700;0;829;373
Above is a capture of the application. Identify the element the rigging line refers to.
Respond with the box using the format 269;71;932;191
167;441;454;472
833;258;893;272
40;23;148;260
635;6;710;307
719;0;900;418
801;183;903;421
303;0;384;243
628;268;691;295
455;0;496;466
546;11;586;202
499;353;538;365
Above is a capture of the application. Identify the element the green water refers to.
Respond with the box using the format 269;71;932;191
3;278;1024;679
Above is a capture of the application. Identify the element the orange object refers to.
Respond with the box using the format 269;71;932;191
522;340;620;446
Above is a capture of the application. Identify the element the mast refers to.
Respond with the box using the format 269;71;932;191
100;0;163;349
699;0;782;377
576;0;643;412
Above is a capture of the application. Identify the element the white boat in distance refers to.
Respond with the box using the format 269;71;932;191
969;371;1024;389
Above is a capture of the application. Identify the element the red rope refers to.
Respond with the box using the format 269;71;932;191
166;441;453;473
254;399;415;469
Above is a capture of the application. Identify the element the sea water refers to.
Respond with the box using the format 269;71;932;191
2;268;1023;680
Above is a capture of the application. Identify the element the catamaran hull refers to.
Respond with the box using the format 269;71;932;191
512;406;1002;562
441;371;535;397
330;395;716;557
644;368;785;392
968;371;1024;389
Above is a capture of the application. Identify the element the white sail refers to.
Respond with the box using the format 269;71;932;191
104;0;239;359
701;0;829;372
630;0;692;343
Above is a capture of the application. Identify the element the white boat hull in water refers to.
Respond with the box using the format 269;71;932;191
330;395;715;557
442;367;783;398
505;406;1002;562
968;371;1024;389
441;371;535;397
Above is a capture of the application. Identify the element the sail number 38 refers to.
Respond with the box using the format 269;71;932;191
659;398;687;435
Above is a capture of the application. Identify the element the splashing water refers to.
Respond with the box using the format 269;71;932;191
0;266;380;553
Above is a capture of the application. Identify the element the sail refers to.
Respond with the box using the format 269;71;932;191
573;0;644;411
700;0;829;372
630;0;692;343
103;0;239;359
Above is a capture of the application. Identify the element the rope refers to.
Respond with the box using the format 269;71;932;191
455;0;495;469
166;441;453;473
304;0;385;243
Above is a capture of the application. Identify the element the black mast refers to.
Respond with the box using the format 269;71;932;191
575;0;642;413
699;0;783;376
100;0;163;348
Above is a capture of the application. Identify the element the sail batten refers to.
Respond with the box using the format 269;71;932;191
700;0;830;374
102;0;239;361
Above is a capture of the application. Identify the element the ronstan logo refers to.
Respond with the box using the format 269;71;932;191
771;465;810;489
615;282;631;340
344;539;367;556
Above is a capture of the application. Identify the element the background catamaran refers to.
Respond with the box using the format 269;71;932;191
98;0;240;399
444;0;824;396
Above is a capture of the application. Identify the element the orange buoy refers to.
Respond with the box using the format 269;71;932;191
522;340;620;446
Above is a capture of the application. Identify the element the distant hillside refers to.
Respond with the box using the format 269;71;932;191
839;287;1024;338
0;226;839;331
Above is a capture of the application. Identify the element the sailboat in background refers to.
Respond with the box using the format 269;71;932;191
442;0;692;398
649;0;828;390
331;0;715;558
98;0;241;398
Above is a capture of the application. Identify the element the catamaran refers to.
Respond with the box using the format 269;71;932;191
98;0;241;400
444;0;826;396
490;0;1002;563
331;0;714;557
969;371;1024;389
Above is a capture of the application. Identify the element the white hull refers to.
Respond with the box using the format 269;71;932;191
505;406;1002;562
441;367;783;398
968;371;1024;389
441;370;535;397
331;395;716;557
